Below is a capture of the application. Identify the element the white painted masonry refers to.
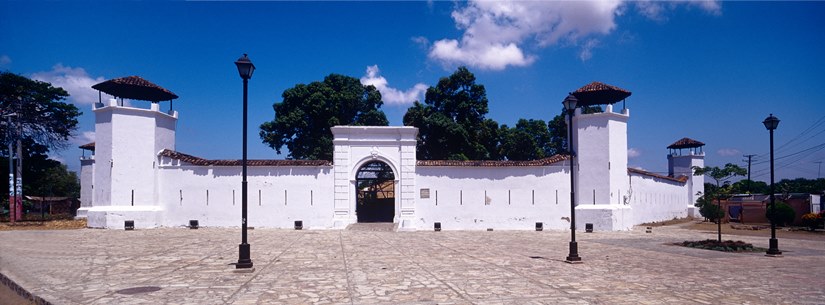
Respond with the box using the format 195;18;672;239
79;100;703;231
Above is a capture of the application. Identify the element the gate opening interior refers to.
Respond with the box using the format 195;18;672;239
356;161;395;223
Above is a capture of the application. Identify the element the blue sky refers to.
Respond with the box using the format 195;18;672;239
2;1;824;183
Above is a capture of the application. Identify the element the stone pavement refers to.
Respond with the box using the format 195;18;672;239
0;223;823;305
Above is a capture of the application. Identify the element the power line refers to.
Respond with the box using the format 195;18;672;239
756;114;825;159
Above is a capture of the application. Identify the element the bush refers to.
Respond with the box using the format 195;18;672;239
699;202;724;222
680;239;758;252
801;213;823;231
765;201;795;226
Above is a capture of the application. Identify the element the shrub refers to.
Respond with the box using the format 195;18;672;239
699;202;724;222
801;212;823;231
680;239;757;252
765;201;795;226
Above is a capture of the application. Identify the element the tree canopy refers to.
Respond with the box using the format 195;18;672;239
404;67;570;161
403;67;500;160
1;72;81;199
500;119;557;161
259;74;389;160
0;71;80;151
693;163;748;189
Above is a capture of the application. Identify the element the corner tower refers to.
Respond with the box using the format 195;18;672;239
570;82;633;231
667;138;705;216
85;76;179;228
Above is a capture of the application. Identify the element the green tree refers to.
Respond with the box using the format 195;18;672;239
1;72;81;203
545;105;603;155
765;200;795;226
500;119;558;160
0;71;80;150
694;191;724;222
547;112;568;154
259;74;388;160
32;163;79;198
403;67;500;160
729;179;770;194
693;163;747;241
776;178;825;194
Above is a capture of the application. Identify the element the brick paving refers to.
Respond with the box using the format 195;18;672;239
0;223;823;304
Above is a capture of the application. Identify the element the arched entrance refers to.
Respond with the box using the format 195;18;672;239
355;161;396;223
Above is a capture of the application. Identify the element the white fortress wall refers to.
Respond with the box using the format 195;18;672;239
628;172;691;224
77;158;94;218
156;159;334;229
415;163;571;231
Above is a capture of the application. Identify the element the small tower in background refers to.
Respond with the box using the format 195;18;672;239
667;137;705;216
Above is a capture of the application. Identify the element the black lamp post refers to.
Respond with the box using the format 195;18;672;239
235;54;255;269
563;94;581;263
763;113;782;257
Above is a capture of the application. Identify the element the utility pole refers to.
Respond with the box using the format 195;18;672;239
14;100;23;222
743;154;756;193
3;113;17;224
816;161;822;179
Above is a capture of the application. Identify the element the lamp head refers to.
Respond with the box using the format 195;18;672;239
763;114;780;131
562;94;578;112
235;53;255;80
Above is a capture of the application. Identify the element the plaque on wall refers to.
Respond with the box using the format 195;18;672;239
420;188;430;199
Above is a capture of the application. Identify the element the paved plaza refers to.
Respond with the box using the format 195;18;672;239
0;223;823;305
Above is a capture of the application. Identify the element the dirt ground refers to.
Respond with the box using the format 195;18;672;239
0;281;34;305
684;220;825;241
0;218;87;231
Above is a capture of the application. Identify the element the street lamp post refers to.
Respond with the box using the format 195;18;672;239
235;54;256;269
563;94;581;263
763;114;782;257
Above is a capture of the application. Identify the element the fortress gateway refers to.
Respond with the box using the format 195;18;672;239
77;80;704;231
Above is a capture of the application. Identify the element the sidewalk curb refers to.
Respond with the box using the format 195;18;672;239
0;271;52;305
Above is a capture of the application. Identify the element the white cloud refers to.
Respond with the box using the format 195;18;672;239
31;64;106;106
429;0;720;70
360;65;428;106
717;148;741;157
634;0;721;21
0;55;10;66
429;1;621;70
628;148;641;158
411;36;429;46
47;152;66;164
73;131;95;145
579;39;600;61
635;1;668;21
691;0;722;16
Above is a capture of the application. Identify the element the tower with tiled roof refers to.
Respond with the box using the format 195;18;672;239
667;137;705;215
80;76;179;228
569;82;633;230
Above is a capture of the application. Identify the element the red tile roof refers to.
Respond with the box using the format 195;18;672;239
92;76;178;102
158;149;331;167
571;81;631;106
628;168;688;183
417;154;570;167
667;138;705;149
79;142;95;150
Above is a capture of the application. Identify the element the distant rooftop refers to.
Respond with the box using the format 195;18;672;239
79;142;95;151
667;137;705;149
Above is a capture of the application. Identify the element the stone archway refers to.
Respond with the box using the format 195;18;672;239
331;126;418;230
355;161;396;223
